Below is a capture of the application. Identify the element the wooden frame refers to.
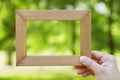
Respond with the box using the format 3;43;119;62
16;10;91;66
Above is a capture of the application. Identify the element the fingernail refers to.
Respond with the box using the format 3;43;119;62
80;56;87;62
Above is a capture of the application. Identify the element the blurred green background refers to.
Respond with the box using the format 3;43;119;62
0;0;120;80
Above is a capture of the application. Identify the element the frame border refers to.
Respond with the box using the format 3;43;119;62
16;10;91;66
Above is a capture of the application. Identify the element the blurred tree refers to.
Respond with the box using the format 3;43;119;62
96;0;120;54
45;0;78;55
0;0;120;66
0;0;15;65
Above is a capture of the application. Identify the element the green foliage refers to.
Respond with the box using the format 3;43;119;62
0;0;120;63
0;0;120;80
27;20;80;55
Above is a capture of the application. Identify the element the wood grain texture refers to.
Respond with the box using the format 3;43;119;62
17;56;81;66
16;12;26;65
16;10;88;20
81;11;91;57
16;10;91;66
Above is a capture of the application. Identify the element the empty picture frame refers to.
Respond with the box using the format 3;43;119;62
16;10;91;66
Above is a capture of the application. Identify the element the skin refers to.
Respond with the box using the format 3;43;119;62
77;51;120;80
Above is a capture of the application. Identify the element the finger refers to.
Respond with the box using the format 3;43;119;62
91;51;106;60
77;68;90;74
82;70;94;77
82;73;94;77
81;70;94;75
80;56;102;74
75;65;86;69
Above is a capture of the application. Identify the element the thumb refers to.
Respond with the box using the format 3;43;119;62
80;56;101;74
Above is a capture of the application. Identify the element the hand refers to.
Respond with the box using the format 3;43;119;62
77;51;120;80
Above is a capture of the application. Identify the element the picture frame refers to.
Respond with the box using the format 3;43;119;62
16;10;91;66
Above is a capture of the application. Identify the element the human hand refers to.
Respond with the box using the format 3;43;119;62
77;51;120;80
